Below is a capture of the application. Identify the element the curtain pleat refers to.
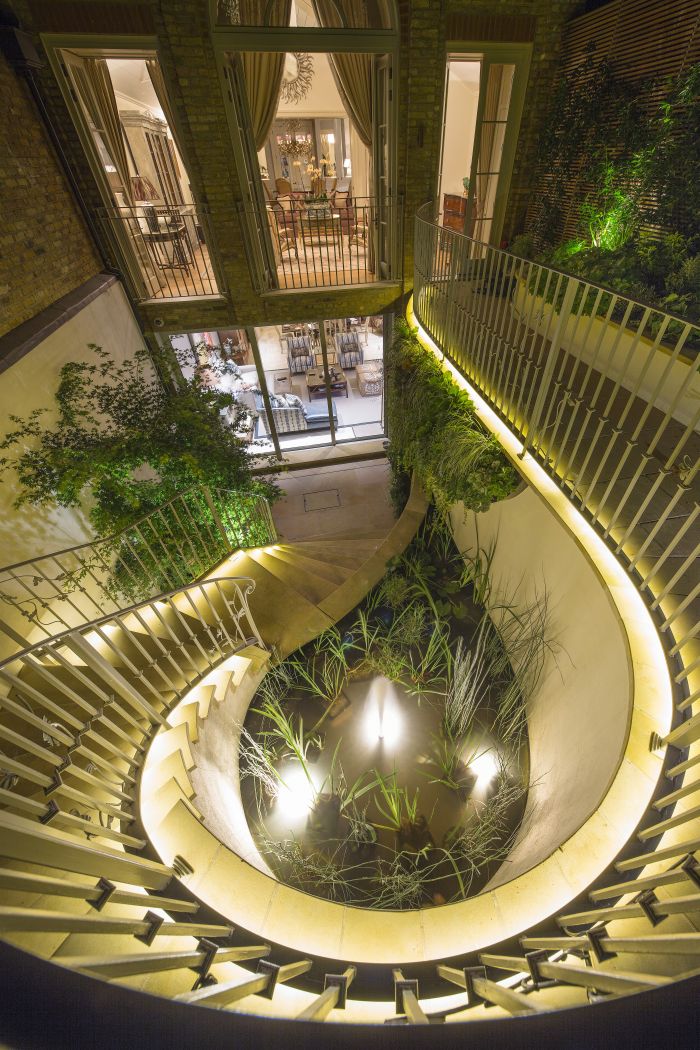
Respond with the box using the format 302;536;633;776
84;59;133;202
312;0;373;147
239;0;292;149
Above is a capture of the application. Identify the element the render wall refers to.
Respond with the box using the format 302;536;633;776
0;280;147;566
450;483;632;887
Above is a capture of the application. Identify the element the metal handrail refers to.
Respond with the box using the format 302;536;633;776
261;195;403;291
0;575;264;673
413;205;699;697
96;201;221;302
0;484;219;573
418;200;699;334
0;485;277;655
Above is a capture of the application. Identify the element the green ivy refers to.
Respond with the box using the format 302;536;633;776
513;60;700;344
386;322;519;515
0;340;278;540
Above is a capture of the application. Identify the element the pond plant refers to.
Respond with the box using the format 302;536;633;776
238;513;553;909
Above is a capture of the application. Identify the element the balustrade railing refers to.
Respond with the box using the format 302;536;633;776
97;202;221;301
0;204;699;1032
263;196;402;290
0;485;276;659
413;202;699;696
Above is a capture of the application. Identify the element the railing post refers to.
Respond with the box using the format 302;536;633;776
200;486;231;548
296;966;356;1021
393;968;429;1024
520;276;579;459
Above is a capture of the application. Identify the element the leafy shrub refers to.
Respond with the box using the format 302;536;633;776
386;321;519;514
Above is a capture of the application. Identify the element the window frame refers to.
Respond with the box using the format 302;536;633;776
437;42;532;247
210;23;400;294
43;34;227;301
160;311;390;458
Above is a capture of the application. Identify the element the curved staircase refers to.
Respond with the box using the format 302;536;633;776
0;484;444;1041
0;371;699;1041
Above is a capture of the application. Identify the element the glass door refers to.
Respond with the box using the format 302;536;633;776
372;54;392;279
467;61;515;245
224;55;279;290
59;49;149;296
439;46;531;247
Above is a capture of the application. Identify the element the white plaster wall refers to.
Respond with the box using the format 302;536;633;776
276;52;345;120
450;484;632;887
513;282;700;427
0;281;147;566
440;65;479;200
189;666;275;876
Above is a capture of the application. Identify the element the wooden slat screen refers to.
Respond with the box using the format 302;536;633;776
28;1;155;34
446;12;536;45
525;0;700;244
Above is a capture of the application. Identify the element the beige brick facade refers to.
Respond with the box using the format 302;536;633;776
0;48;101;337
4;0;577;338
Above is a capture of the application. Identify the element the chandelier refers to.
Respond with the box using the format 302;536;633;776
277;120;312;159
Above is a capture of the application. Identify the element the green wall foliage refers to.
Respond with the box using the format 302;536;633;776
0;342;277;537
386;321;520;515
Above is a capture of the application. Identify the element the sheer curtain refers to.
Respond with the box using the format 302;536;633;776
84;59;133;202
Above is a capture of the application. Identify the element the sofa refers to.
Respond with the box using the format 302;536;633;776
253;392;337;435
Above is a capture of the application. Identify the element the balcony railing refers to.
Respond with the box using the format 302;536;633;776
97;202;221;301
413;202;699;697
263;196;402;290
0;485;277;661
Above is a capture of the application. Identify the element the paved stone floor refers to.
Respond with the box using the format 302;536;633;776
271;458;396;542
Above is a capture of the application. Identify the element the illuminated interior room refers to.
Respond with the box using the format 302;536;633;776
0;0;698;1046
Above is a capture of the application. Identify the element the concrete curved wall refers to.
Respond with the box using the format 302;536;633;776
450;486;632;888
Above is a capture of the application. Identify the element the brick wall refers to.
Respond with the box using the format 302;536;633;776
0;48;101;337
5;0;578;334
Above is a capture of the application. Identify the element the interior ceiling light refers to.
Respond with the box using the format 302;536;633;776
280;52;314;104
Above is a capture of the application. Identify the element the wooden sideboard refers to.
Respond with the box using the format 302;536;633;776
442;193;478;237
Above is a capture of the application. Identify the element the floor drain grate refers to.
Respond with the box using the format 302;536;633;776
303;488;341;512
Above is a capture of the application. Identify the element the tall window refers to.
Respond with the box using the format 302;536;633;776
173;314;386;456
438;47;531;246
213;0;399;290
55;50;220;301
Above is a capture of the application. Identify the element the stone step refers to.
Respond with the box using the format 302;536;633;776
265;546;351;586
246;549;337;606
233;553;333;657
286;538;382;569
